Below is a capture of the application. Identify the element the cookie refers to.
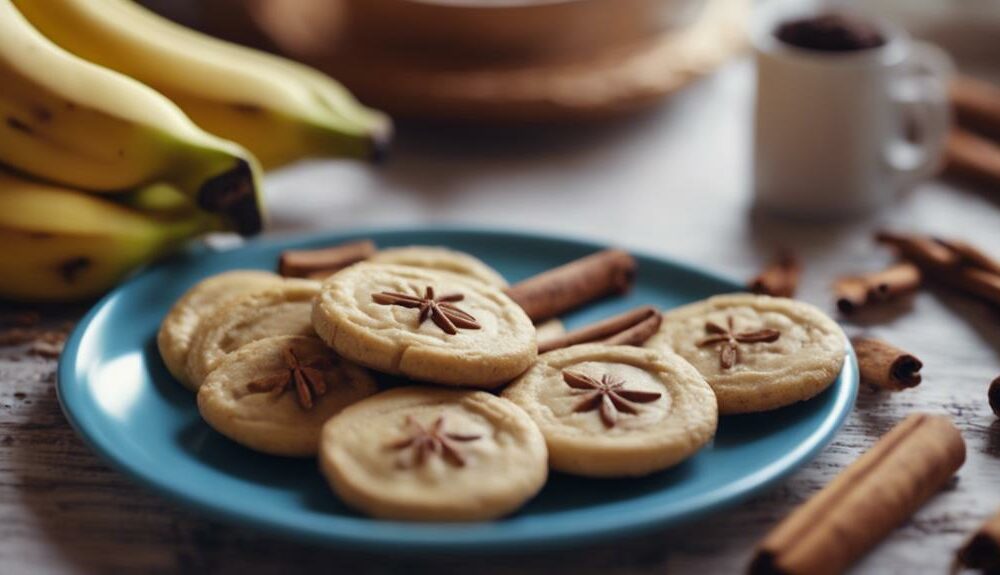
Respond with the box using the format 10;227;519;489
185;279;321;388
157;270;285;390
534;318;565;341
197;335;377;456
645;294;846;414
319;386;547;521
312;263;536;388
369;246;508;287
503;344;717;477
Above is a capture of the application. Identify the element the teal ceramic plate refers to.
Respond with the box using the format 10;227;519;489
58;228;857;552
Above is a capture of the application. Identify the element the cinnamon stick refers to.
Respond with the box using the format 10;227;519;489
990;376;999;418
749;252;801;298
834;263;921;314
951;75;1000;140
749;413;966;575
875;231;959;269
537;305;661;353
278;240;376;278
934;237;1000;276
955;507;1000;573
851;337;922;391
875;231;1000;308
504;249;637;322
944;128;1000;192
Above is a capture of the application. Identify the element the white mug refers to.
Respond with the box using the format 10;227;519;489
752;8;953;218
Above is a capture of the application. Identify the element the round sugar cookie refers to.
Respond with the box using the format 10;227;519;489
369;246;508;287
185;279;321;387
197;335;377;456
312;263;536;388
645;293;846;414
503;344;717;477
157;270;284;390
319;386;547;521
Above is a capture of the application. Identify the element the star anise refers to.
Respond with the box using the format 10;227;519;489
387;415;482;468
563;371;661;428
372;286;481;335
695;316;781;370
245;347;333;409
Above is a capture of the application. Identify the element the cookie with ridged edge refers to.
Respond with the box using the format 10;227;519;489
158;270;285;390
319;386;547;521
185;279;321;388
369;245;508;288
645;293;846;414
198;335;376;457
370;245;564;343
312;263;536;388
503;344;717;477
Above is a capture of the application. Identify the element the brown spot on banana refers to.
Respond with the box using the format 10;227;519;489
231;103;263;114
59;257;91;284
6;117;32;134
32;107;52;123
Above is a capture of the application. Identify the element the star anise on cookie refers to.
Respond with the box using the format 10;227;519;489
246;347;334;410
563;371;661;428
695;316;781;370
372;286;481;335
387;415;482;468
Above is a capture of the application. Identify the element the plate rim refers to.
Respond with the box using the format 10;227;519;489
57;225;858;553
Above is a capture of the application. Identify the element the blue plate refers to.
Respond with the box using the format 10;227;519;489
58;227;857;552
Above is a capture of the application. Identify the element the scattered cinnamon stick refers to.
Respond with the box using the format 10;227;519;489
851;337;922;391
951;75;1000;141
537;305;661;353
875;231;959;269
834;263;921;314
749;413;965;575
278;240;376;278
944;128;1000;192
875;231;1000;308
990;376;999;418
935;238;1000;276
504;249;637;322
955;507;1000;574
749;252;801;298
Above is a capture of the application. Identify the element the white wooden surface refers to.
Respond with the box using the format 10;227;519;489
2;51;1000;574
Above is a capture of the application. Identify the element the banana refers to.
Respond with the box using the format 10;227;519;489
0;0;263;235
15;0;393;169
0;169;215;302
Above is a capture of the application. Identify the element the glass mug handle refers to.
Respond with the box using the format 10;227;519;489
885;41;953;188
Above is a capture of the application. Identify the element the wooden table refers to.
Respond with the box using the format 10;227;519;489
3;51;999;575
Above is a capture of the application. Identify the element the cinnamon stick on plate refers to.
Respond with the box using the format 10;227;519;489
851;337;922;391
537;305;661;353
955;508;1000;574
504;249;637;322
749;413;966;575
749;252;801;298
278;240;376;278
834;263;921;314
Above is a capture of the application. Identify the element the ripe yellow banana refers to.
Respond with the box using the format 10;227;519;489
0;0;263;235
0;170;215;302
15;0;393;169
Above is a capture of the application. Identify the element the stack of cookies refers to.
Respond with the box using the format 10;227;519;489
158;241;847;521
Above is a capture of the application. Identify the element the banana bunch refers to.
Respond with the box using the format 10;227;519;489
0;0;391;302
0;169;218;302
13;0;392;169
